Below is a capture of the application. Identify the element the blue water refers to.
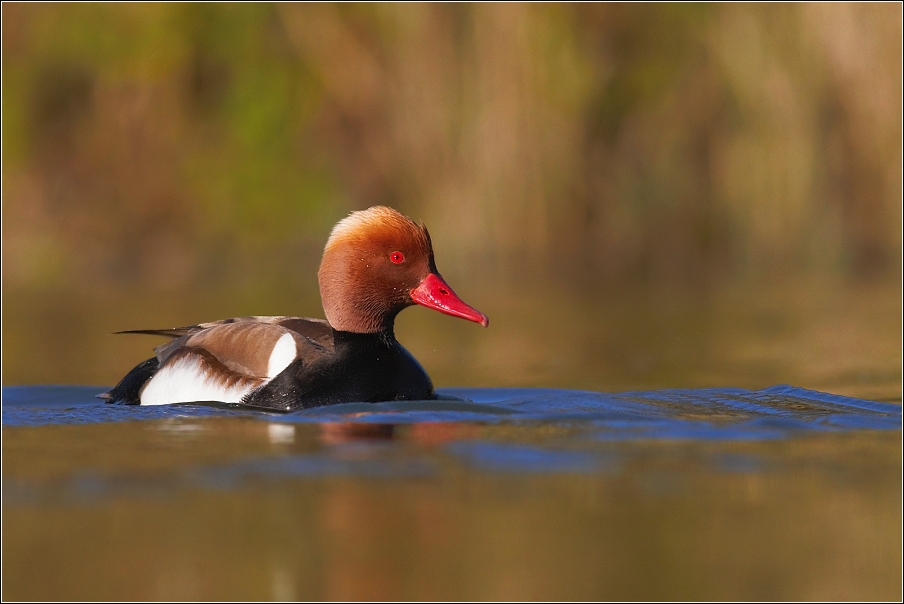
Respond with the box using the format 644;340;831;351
3;384;901;513
3;384;899;435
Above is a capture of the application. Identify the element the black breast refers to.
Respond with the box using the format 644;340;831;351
243;329;435;410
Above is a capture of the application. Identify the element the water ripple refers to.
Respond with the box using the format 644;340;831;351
2;385;900;438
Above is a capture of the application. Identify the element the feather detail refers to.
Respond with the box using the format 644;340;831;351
114;327;199;338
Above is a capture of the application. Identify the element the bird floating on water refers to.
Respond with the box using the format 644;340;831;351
100;206;488;410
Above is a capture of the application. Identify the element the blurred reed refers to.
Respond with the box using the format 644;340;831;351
1;3;901;386
3;3;900;291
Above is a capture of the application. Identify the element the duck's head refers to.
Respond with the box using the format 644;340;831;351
318;206;489;334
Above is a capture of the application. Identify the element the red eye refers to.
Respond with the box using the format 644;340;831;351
390;251;405;264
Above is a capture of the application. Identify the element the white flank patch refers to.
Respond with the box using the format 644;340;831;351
268;333;298;378
140;355;261;405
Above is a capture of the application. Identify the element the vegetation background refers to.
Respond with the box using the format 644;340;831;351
2;3;901;396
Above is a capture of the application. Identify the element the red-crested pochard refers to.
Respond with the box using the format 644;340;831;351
99;206;488;410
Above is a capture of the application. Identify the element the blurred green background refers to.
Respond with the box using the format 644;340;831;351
2;3;901;395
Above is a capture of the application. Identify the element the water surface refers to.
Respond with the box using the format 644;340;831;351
3;385;900;600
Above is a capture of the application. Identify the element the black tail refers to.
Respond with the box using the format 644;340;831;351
97;357;160;405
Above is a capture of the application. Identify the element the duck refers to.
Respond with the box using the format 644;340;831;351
99;206;488;410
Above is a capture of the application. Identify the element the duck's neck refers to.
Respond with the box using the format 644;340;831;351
321;292;400;336
332;326;398;348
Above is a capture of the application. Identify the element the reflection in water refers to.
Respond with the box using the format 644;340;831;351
269;564;296;602
156;421;206;436
267;423;296;445
408;422;482;446
446;441;605;473
2;386;901;600
318;422;395;445
5;431;898;600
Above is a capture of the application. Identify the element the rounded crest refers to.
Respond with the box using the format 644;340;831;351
325;206;429;254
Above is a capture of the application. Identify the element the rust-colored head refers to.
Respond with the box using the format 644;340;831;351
318;206;488;334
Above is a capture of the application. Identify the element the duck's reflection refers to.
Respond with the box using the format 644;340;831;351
408;421;481;445
266;423;296;444
318;421;395;445
316;420;483;446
